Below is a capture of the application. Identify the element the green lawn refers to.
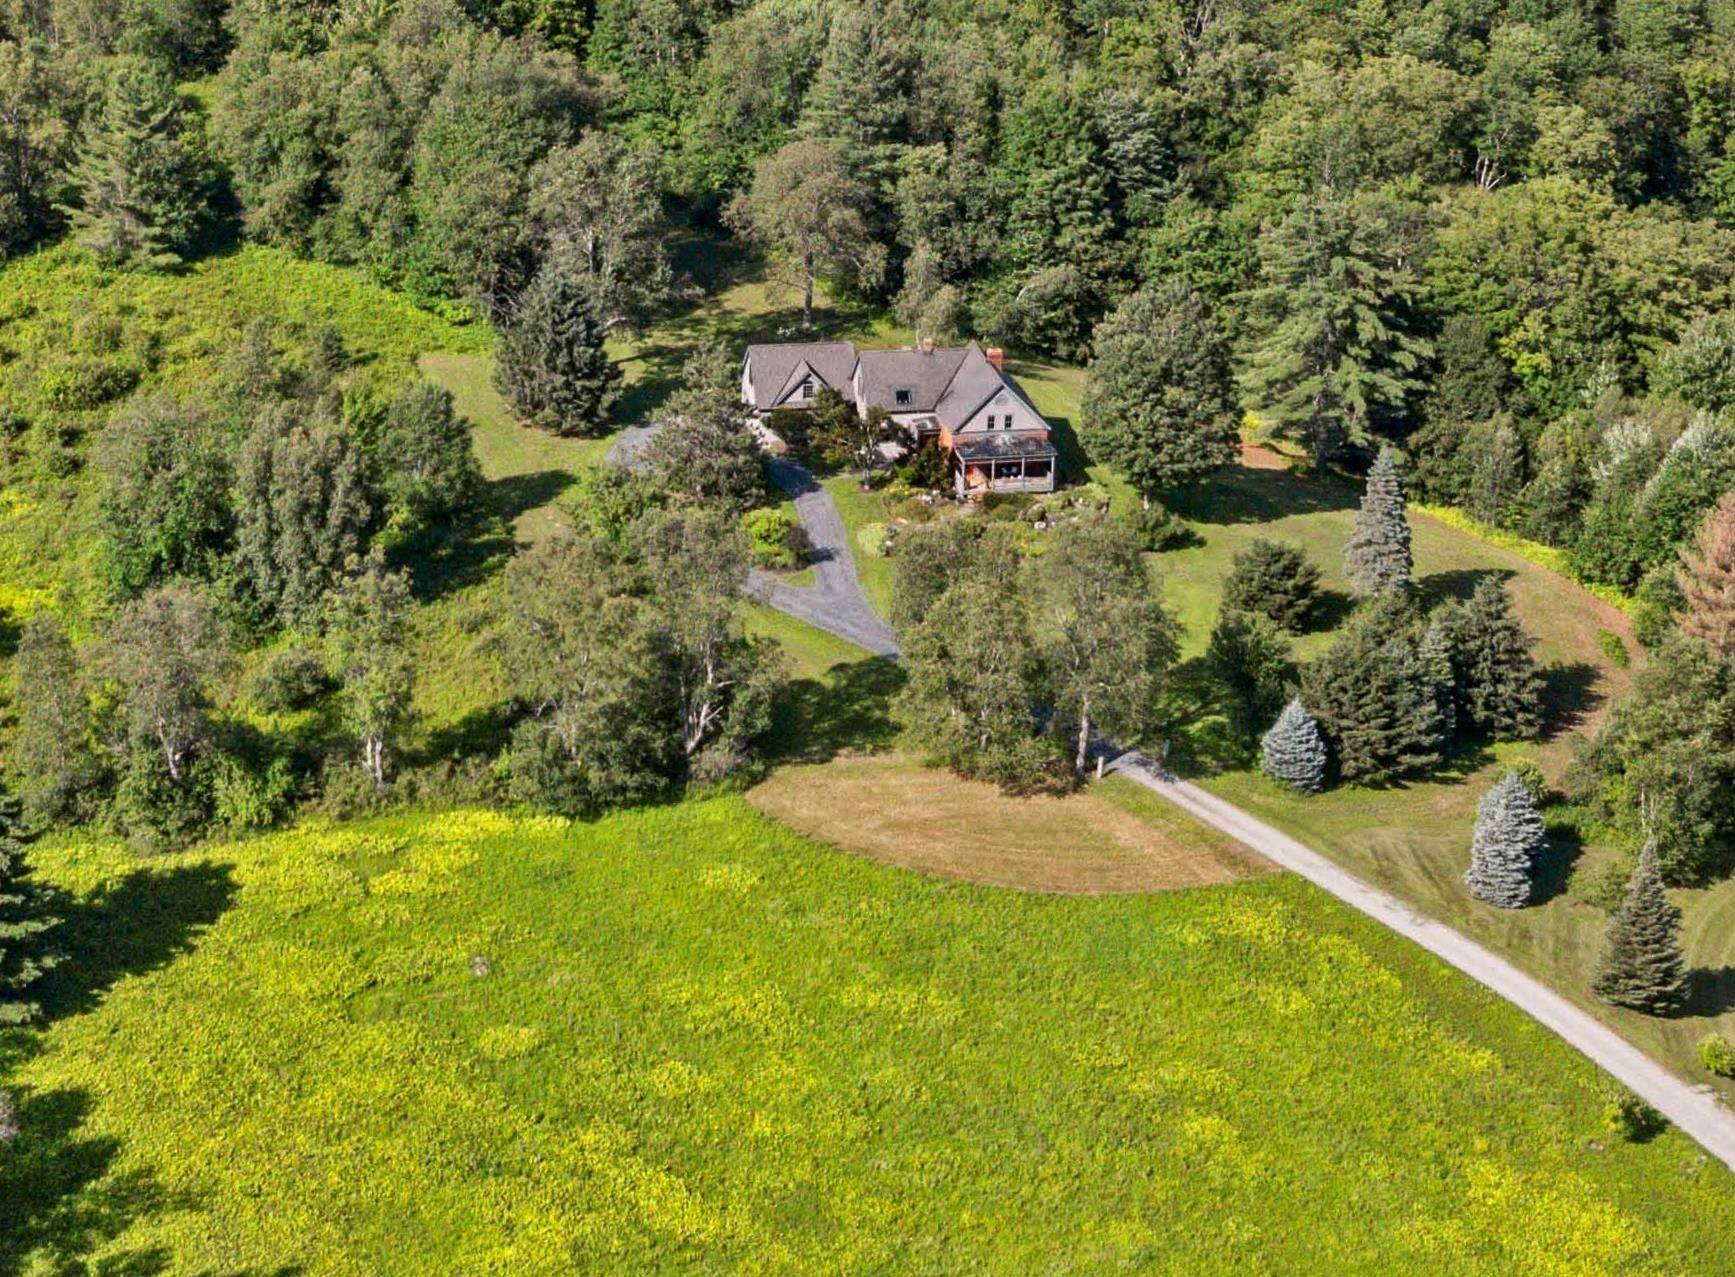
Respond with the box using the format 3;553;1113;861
6;803;1735;1274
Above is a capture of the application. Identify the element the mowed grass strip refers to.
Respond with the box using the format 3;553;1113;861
6;802;1735;1274
748;754;1269;893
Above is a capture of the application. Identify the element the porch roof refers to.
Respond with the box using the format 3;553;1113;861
952;434;1058;463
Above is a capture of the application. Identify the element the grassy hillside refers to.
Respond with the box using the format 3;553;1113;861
7;802;1735;1275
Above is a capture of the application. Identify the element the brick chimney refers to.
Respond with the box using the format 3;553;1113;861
985;346;1004;371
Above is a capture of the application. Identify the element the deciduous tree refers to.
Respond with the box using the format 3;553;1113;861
1678;492;1735;657
1032;516;1178;778
1082;285;1239;502
529;130;675;331
325;557;414;789
726;138;887;330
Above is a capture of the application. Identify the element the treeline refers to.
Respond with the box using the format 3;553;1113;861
2;336;785;853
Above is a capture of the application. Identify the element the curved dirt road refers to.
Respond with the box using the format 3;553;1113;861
1108;751;1735;1173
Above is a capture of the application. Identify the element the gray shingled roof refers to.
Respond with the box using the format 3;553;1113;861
743;341;857;408
854;346;969;413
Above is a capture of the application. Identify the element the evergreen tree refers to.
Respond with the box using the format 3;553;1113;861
1209;609;1294;746
1419;617;1458;739
1463;771;1546;908
1300;599;1443;782
1240;190;1431;470
1081;284;1239;502
1260;699;1327;793
1344;447;1413;597
64;55;212;268
495;260;622;436
1678;492;1735;657
1221;539;1321;631
0;784;57;1024
1443;578;1546;740
1594;839;1688;1014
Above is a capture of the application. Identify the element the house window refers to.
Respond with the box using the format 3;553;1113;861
799;377;814;399
895;388;913;407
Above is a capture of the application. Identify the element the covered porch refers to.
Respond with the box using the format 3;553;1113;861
950;433;1058;497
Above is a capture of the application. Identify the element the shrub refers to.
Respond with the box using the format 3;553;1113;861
1127;504;1194;552
742;507;807;569
1601;1091;1665;1141
1698;1033;1735;1077
1508;758;1550;803
980;492;1034;521
38;354;140;410
1596;628;1630;668
112;748;215;854
1209;610;1294;745
210;753;298;834
898;439;950;491
1222;539;1321;631
248;646;334;713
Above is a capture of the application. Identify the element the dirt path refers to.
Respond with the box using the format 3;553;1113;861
748;458;900;657
1106;750;1735;1172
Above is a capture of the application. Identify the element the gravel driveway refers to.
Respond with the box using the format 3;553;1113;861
748;457;900;658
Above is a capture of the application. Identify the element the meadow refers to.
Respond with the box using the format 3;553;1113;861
7;241;1735;1271
7;803;1735;1274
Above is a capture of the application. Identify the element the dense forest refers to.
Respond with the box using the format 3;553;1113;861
0;0;1732;885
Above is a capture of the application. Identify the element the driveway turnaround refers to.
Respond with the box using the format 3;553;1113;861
1107;750;1735;1174
748;458;901;657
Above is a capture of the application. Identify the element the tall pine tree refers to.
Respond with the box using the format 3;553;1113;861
64;56;212;268
1300;598;1443;782
495;260;622;436
1594;839;1688;1014
1239;190;1431;470
1344;448;1413;597
1464;771;1546;908
1443;577;1545;740
0;784;58;1025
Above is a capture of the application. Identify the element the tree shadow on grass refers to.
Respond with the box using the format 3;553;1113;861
37;863;238;1025
1531;819;1585;906
1415;566;1516;609
0;863;241;1276
1303;588;1356;634
394;510;516;604
1685;966;1735;1017
1541;661;1605;740
767;657;906;763
1167;464;1358;525
0;1083;179;1277
409;703;519;770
